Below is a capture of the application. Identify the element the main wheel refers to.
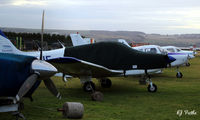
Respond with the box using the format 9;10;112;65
186;63;190;67
147;84;157;92
83;81;95;92
176;72;183;78
101;78;112;88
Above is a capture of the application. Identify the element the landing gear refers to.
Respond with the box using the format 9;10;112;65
139;75;147;85
83;81;95;92
147;83;157;92
81;77;104;101
186;63;190;67
176;72;183;78
100;78;112;88
13;112;26;120
176;67;183;78
144;70;157;93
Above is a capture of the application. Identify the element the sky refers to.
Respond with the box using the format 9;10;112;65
0;0;200;34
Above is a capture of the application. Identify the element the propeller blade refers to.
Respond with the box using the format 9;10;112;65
44;78;61;99
40;10;45;60
16;74;38;102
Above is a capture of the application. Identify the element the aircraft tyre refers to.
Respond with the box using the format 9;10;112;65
186;63;190;67
62;102;84;119
101;78;112;88
147;84;157;92
176;72;183;78
91;91;104;101
83;81;95;92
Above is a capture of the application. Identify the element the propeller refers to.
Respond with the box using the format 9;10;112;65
166;55;176;67
40;10;44;60
39;10;61;99
44;78;61;99
15;10;61;102
16;74;38;101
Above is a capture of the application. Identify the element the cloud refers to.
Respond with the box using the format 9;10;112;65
0;0;47;6
11;0;47;6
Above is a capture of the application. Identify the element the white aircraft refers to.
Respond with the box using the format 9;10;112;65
117;39;190;78
161;46;195;59
133;45;189;78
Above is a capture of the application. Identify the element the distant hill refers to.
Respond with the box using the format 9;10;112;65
1;27;200;47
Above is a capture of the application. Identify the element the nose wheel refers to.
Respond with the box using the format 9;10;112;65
186;63;190;67
176;67;183;78
82;81;104;101
176;72;183;78
147;83;157;92
144;70;157;93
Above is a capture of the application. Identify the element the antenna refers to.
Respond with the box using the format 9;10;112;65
40;10;45;60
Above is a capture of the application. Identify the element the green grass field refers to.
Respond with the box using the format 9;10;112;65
1;54;200;120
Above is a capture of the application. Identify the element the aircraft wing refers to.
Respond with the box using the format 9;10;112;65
46;57;123;78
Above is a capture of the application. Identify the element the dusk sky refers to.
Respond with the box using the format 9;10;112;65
0;0;200;34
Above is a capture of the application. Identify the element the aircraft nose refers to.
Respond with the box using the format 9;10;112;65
167;56;176;63
31;60;58;79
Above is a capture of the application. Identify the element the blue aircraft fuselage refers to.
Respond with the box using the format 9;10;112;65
0;53;40;97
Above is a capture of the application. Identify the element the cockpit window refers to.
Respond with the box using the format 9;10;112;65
157;47;162;53
158;47;167;55
145;48;157;54
176;48;181;52
166;48;175;52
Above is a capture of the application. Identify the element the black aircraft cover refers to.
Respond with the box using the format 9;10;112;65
64;42;170;70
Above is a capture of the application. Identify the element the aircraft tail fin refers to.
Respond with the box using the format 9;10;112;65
70;33;88;46
0;32;22;54
118;39;131;47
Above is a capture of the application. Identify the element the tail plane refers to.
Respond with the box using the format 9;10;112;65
70;33;88;46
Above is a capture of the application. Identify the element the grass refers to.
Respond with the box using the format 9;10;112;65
1;53;200;120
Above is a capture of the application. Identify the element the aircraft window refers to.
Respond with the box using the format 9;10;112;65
176;48;181;52
145;48;157;53
157;47;162;53
166;48;175;52
159;47;167;55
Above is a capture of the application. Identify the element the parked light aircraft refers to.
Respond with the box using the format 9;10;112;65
70;34;163;79
161;46;195;59
0;31;176;94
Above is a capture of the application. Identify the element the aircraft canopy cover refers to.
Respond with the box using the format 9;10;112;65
0;53;38;96
64;42;169;70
